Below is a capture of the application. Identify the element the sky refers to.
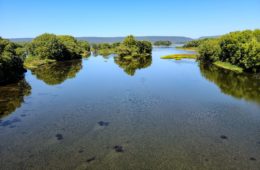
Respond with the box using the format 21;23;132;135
0;0;260;38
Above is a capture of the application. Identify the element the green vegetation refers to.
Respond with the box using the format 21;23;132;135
58;35;90;58
213;61;243;73
0;37;26;85
161;54;197;60
91;42;120;56
176;38;216;51
198;30;260;73
25;33;90;68
114;35;152;75
117;35;152;58
0;79;31;117
154;41;172;47
27;33;69;60
200;63;260;104
183;38;214;48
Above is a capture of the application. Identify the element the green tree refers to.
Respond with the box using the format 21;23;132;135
198;39;220;62
28;33;68;60
154;41;172;46
117;35;152;57
0;37;26;84
198;29;260;73
58;35;83;59
78;40;91;57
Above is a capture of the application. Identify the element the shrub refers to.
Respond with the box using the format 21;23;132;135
0;37;26;84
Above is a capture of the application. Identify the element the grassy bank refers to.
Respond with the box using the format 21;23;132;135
161;54;197;60
213;61;243;73
24;56;56;69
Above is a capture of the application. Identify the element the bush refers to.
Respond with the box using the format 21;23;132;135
154;41;172;46
28;33;91;61
28;33;68;60
198;29;260;72
183;39;212;48
117;35;152;57
198;39;220;62
57;35;82;59
0;37;26;84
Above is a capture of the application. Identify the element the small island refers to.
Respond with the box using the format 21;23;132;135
161;54;197;60
24;33;91;69
154;41;172;47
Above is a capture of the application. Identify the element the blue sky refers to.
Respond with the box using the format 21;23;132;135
0;0;260;38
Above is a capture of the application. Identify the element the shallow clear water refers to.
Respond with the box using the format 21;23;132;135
0;47;260;170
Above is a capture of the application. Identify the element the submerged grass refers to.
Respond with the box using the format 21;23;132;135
213;61;243;73
161;54;197;60
24;56;56;69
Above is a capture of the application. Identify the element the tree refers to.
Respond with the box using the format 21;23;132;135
240;39;260;72
198;39;220;62
78;40;91;57
58;35;82;59
28;33;68;60
117;35;152;58
198;29;260;73
154;41;172;46
0;37;26;84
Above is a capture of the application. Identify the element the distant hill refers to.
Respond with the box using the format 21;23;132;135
9;36;193;44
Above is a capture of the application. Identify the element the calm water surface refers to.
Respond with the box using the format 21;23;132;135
0;48;260;170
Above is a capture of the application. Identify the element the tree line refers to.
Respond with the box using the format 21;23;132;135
0;34;152;85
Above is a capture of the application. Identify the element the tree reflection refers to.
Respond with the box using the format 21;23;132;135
200;63;260;104
114;55;152;76
0;79;31;118
31;59;82;85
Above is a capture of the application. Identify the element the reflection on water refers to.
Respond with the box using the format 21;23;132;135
31;59;82;85
0;79;31;118
114;55;152;76
0;48;260;170
200;63;260;104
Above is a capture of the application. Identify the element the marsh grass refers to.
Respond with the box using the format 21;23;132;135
161;54;197;60
213;61;243;73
